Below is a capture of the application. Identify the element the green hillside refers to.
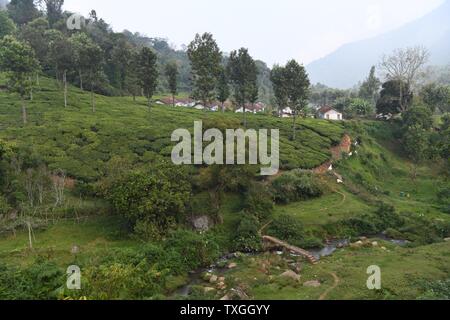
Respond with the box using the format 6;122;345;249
0;77;449;300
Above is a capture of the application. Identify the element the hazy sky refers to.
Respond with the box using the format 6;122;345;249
64;0;445;66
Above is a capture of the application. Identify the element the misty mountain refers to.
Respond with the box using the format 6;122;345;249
307;0;450;89
0;0;8;10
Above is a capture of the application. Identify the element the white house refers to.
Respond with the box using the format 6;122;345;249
280;107;293;118
318;106;343;121
235;103;266;114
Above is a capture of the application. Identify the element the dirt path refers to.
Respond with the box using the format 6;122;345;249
319;272;340;300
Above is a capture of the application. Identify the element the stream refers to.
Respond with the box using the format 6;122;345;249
174;235;409;297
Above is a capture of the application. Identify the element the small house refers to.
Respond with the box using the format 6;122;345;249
318;106;343;121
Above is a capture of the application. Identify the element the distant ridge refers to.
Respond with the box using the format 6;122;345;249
306;1;450;88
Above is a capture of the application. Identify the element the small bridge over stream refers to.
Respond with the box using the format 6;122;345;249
262;235;318;265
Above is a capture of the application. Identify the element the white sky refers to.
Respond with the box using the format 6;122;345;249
64;0;445;66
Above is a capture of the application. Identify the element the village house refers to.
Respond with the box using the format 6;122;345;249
317;106;343;120
235;102;266;114
279;107;293;118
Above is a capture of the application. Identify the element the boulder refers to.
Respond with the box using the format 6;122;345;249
191;216;211;232
209;275;218;284
372;241;379;247
228;263;237;269
303;280;321;288
280;270;301;282
444;238;450;242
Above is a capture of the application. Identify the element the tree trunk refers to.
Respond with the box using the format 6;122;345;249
148;96;152;110
79;70;83;90
172;94;175;108
221;101;225;113
91;88;95;113
64;70;68;108
36;73;40;86
243;105;247;128
27;221;33;250
21;98;27;125
292;114;297;140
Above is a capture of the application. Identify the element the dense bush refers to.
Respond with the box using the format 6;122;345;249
106;162;192;240
242;182;274;220
233;214;262;252
268;214;305;247
419;279;450;300
0;259;63;300
164;229;221;270
271;170;324;204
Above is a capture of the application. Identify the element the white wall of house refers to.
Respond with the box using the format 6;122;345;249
320;110;343;120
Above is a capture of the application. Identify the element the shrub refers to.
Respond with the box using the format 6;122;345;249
164;230;220;271
106;162;192;239
233;214;262;252
374;202;404;230
268;214;305;247
271;170;324;204
419;279;450;300
242;183;274;220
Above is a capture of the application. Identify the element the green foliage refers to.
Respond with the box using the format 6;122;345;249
359;66;381;104
106;162;191;239
0;35;39;97
268;214;305;247
242;182;274;220
164;61;178;101
164;229;220;270
376;80;413;115
0;10;16;38
420;83;450;114
0;259;63;300
137;47;158;106
233;214;262;252
402;106;433;130
418;279;450;300
216;67;230;110
228;48;258;125
6;0;40;25
187;33;222;106
271;170;324;204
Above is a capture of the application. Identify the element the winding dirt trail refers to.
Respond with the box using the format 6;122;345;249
319;272;340;300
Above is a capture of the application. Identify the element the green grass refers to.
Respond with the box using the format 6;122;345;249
0;75;449;300
0;76;345;181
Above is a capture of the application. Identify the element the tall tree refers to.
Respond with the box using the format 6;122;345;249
270;65;288;115
283;60;310;140
48;32;73;107
380;46;429;113
165;61;178;107
125;48;140;102
376;80;413;115
0;10;16;38
228;48;258;128
359;66;381;104
19;18;49;68
187;33;222;108
111;37;133;92
7;0;39;25
39;0;64;27
420;83;450;114
137;47;158;109
69;33;96;90
216;68;230;113
0;36;39;124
